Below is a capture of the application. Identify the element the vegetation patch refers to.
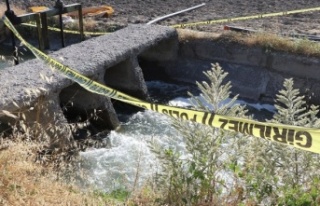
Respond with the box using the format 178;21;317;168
178;29;320;58
141;64;320;205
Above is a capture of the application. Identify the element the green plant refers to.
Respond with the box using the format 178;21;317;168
151;63;249;205
240;78;320;205
151;65;320;205
94;189;130;203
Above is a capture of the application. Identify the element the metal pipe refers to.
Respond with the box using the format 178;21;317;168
146;3;206;25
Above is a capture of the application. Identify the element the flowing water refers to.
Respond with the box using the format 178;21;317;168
78;81;196;192
78;80;276;192
79;110;183;192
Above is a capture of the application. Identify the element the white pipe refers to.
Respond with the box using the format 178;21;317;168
146;3;206;25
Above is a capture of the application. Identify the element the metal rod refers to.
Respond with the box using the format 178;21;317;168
5;0;11;11
40;12;50;49
56;0;65;47
78;5;84;41
5;0;19;65
146;3;206;25
35;15;43;50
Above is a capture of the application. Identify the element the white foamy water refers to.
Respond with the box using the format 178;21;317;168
79;110;185;192
169;95;276;113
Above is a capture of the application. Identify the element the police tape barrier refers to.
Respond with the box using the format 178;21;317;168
2;15;320;154
21;22;109;36
171;6;320;28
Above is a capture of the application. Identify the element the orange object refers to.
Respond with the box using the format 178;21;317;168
67;6;114;18
29;5;114;18
29;6;49;13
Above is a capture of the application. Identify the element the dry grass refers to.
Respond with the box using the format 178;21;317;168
177;28;320;57
177;28;221;41
0;141;117;206
126;185;161;206
240;32;320;57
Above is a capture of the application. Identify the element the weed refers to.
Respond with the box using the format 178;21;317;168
150;64;320;205
178;29;320;57
150;63;249;206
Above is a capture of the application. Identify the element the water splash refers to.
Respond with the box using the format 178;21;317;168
78;80;275;192
79;110;185;192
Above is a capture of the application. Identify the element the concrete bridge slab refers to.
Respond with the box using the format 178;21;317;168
0;24;178;146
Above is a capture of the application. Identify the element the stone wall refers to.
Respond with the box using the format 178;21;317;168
140;29;320;105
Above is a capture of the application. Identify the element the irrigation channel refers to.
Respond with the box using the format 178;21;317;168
78;80;275;193
0;47;275;193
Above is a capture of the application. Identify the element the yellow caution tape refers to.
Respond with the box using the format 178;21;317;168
2;15;320;154
21;22;109;36
171;6;320;28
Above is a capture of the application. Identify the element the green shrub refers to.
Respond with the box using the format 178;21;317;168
239;78;320;205
151;63;249;205
151;64;320;205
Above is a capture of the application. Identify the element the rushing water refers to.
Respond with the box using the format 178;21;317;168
78;81;192;192
79;110;184;192
78;80;276;192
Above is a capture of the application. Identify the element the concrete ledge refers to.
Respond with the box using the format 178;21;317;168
0;24;178;140
0;24;177;112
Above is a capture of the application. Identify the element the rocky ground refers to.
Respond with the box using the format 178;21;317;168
6;0;320;36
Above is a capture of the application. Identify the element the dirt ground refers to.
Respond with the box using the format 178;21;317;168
5;0;320;36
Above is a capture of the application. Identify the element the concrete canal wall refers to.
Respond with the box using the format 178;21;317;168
140;29;320;105
1;25;319;143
